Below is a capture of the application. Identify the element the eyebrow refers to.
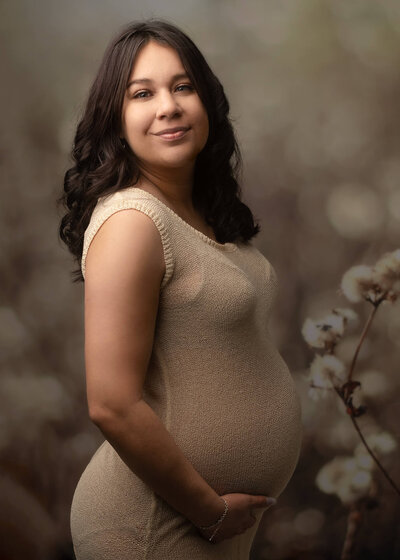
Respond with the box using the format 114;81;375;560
126;72;190;90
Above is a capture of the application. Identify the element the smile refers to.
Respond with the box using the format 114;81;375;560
156;129;189;141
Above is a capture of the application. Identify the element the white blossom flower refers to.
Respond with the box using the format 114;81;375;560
355;452;374;471
336;469;372;505
302;313;346;349
308;384;332;401
354;431;397;458
340;265;376;303
315;431;396;504
374;249;400;281
302;318;327;349
373;249;400;301
316;455;372;505
341;251;400;304
300;371;330;401
307;354;347;391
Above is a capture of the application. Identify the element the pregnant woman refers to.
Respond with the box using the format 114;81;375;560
59;18;303;559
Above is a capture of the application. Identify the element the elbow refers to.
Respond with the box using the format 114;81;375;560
88;404;120;427
89;408;107;427
88;399;141;427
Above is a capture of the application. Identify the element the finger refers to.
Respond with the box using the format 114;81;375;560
261;496;277;507
252;495;276;508
265;497;277;507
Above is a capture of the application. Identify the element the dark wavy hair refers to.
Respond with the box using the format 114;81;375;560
57;18;261;282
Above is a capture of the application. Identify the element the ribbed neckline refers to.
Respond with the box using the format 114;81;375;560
129;187;238;252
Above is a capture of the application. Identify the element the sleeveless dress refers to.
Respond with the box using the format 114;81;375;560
70;187;303;559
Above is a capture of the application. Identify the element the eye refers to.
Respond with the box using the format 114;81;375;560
132;90;150;99
176;84;194;92
131;84;194;100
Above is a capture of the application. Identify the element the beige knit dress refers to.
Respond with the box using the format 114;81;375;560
70;186;303;559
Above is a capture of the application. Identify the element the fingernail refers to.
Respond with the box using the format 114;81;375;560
266;497;277;506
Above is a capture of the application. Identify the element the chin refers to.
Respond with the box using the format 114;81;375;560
158;154;198;168
159;161;193;170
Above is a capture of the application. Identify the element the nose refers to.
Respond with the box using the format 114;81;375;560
155;89;182;119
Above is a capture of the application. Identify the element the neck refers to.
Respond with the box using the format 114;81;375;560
136;162;196;212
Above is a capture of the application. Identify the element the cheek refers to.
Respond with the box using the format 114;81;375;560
124;106;149;135
204;114;210;136
202;113;210;143
195;106;209;139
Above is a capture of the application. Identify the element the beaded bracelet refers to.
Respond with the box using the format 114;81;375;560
208;521;223;542
198;497;229;541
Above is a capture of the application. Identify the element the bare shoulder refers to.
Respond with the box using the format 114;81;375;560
84;208;165;290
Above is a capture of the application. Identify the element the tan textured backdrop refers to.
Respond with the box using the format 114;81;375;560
1;1;400;558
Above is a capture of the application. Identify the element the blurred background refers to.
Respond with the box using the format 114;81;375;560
1;0;400;558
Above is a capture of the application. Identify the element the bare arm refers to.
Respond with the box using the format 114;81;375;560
84;208;225;528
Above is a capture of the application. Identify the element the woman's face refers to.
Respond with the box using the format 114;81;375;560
121;40;209;172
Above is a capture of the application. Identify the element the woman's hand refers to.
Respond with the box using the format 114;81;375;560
196;493;277;544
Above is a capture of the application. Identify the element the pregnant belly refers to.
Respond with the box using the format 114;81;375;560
166;347;303;499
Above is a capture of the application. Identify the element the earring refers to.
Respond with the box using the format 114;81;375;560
120;138;127;149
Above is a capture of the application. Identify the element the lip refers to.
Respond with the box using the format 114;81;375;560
154;128;190;141
154;126;190;135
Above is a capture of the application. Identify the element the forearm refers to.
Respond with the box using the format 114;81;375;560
91;398;224;527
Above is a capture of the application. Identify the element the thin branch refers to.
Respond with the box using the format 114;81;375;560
341;503;363;560
349;414;400;497
332;384;400;497
348;304;379;382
